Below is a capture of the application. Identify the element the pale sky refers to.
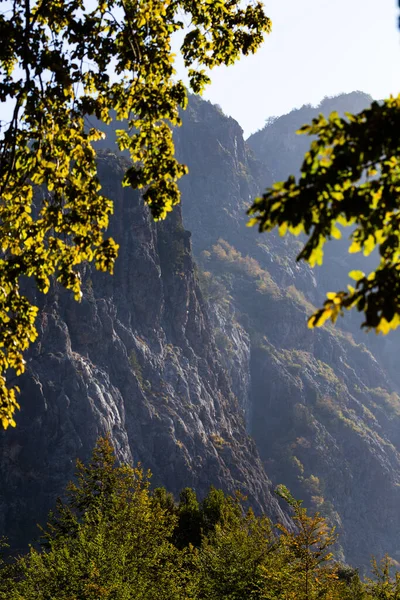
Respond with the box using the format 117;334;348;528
182;0;399;137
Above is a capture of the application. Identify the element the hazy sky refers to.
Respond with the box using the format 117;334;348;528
1;0;398;140
182;0;399;137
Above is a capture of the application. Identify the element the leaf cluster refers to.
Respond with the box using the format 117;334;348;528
248;96;400;335
0;0;271;427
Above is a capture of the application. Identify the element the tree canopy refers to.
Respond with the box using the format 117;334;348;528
0;0;271;428
0;436;383;600
248;95;400;336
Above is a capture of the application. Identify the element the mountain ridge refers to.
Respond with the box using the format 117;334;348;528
1;91;400;569
177;91;400;567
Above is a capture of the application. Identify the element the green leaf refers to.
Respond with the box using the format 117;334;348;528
0;0;272;427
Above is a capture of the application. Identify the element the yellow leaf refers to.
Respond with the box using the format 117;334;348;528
309;246;324;267
308;308;332;329
348;270;365;281
331;225;342;240
289;223;304;235
278;223;288;236
349;239;361;253
363;235;375;256
389;314;400;330
371;188;382;208
376;318;391;335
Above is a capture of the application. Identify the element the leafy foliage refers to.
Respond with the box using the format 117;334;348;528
366;556;400;600
248;96;400;335
1;436;396;599
13;437;195;599
197;500;275;600
0;0;271;428
275;484;338;600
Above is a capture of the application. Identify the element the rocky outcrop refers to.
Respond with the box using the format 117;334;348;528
177;93;400;569
0;150;286;552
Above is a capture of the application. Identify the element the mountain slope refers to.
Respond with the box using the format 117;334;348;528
2;92;400;569
177;93;400;568
0;150;286;552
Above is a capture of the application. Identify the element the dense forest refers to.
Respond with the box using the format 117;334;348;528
1;437;398;600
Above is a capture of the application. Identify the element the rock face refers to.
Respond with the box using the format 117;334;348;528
2;92;400;570
177;93;400;569
0;150;286;552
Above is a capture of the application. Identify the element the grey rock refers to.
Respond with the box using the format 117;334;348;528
0;149;286;553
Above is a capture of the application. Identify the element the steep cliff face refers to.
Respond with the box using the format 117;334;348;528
177;94;400;568
175;96;317;296
201;240;400;567
0;150;286;552
2;92;400;569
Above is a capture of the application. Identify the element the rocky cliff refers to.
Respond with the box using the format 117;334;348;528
2;92;400;570
177;93;400;569
247;92;400;389
0;150;286;552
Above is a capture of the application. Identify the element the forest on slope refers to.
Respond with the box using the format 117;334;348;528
1;437;397;600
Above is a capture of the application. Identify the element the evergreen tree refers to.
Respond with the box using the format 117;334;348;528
174;487;202;549
15;437;195;599
275;485;338;600
201;486;229;536
0;538;18;600
198;493;275;600
335;566;366;600
366;556;400;600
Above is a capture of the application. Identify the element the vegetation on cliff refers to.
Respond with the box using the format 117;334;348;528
196;231;400;568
